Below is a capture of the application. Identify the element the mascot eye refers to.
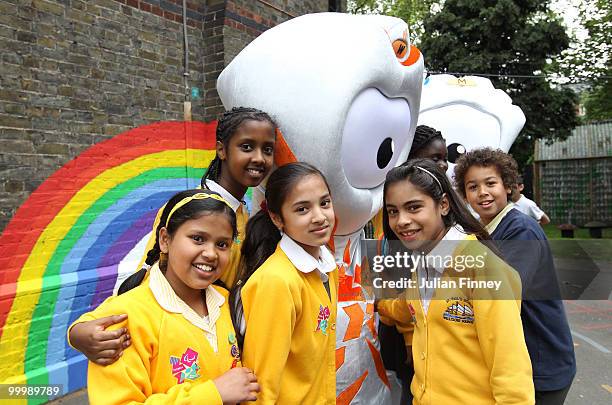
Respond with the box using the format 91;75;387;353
447;143;466;163
377;138;394;169
341;88;412;189
392;39;409;63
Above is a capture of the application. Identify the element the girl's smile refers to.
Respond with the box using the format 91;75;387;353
192;263;215;274
396;228;420;242
311;225;330;235
245;166;266;179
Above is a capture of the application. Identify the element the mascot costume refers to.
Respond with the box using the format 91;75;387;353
417;74;526;177
217;12;424;404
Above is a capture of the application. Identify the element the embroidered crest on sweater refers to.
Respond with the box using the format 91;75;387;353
229;333;240;368
442;297;474;324
316;305;331;335
170;347;201;383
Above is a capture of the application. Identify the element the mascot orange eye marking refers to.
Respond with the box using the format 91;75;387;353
389;29;420;66
401;45;421;66
393;39;408;59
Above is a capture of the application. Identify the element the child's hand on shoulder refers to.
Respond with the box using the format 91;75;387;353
70;314;131;365
213;367;260;404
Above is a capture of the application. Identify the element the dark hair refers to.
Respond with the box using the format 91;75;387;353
408;125;445;159
201;107;278;186
382;158;492;244
453;147;519;199
229;162;331;347
118;189;238;295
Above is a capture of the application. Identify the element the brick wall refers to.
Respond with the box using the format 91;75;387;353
0;0;208;232
0;0;344;233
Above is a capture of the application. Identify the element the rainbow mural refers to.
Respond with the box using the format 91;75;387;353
0;121;225;403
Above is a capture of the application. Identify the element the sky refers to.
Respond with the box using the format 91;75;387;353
550;0;588;41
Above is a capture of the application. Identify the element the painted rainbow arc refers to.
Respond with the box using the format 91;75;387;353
0;121;220;402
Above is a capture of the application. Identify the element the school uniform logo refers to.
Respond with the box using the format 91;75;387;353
315;305;331;335
442;298;474;324
228;333;240;368
170;347;201;383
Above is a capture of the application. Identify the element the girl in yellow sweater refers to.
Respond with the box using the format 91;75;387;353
86;189;260;404
69;107;278;364
377;159;535;405
231;162;338;404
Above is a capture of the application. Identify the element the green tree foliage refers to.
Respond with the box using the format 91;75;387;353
556;0;611;121
347;0;438;43
418;0;579;169
553;0;610;82
583;69;612;121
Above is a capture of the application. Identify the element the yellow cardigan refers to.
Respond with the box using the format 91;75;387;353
219;204;247;288
86;278;239;404
241;246;338;404
378;239;534;405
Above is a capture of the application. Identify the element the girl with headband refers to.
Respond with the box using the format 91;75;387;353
376;158;534;404
86;189;260;404
377;125;449;404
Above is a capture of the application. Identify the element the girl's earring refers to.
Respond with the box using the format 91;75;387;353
159;251;168;270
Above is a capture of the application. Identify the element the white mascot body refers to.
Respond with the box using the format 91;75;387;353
218;13;423;404
417;74;526;177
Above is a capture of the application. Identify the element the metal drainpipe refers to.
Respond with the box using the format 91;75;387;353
182;0;191;121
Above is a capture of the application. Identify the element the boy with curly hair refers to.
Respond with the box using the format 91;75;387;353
454;147;576;405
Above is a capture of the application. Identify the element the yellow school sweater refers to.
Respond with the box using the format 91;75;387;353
378;238;534;405
376;234;415;348
241;241;338;404
86;264;240;405
221;203;247;288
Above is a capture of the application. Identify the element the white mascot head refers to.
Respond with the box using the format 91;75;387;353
218;13;424;236
418;74;526;178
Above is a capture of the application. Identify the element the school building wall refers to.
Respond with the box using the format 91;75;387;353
0;0;345;400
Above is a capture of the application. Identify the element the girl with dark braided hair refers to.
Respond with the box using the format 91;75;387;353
408;124;448;174
67;107;278;366
201;107;278;195
198;107;278;288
